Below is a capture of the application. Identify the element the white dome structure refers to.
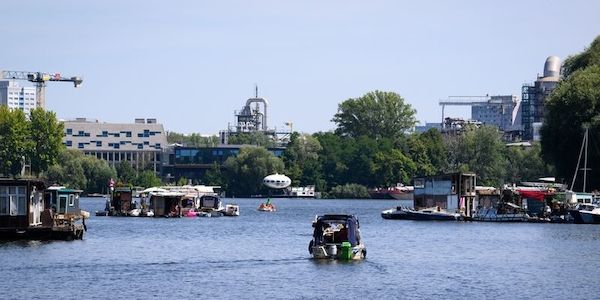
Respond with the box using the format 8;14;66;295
543;56;561;78
263;174;291;189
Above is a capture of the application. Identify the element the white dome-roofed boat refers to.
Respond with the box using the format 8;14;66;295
262;174;291;189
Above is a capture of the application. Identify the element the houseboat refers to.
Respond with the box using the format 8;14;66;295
472;202;530;222
150;191;186;217
0;179;86;241
413;172;477;218
308;214;366;260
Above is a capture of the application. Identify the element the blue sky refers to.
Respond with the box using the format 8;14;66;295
2;0;599;134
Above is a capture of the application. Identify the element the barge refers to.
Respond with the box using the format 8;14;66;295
0;179;86;241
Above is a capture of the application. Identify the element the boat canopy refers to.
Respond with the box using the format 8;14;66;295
313;214;360;246
199;195;221;209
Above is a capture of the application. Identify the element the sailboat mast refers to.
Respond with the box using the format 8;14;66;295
583;127;589;193
571;129;587;191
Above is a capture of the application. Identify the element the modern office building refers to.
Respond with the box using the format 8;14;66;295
471;95;521;132
62;118;168;173
0;81;37;116
521;56;561;141
162;145;286;182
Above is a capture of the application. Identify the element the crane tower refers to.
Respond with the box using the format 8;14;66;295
0;70;82;108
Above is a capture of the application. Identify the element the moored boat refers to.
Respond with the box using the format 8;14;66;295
223;204;240;216
472;202;530;222
381;206;409;220
404;207;462;221
388;185;414;200
308;214;366;260
569;203;600;224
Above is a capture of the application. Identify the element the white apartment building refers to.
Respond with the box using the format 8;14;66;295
0;81;37;116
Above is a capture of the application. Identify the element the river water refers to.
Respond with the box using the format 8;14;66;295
1;198;600;299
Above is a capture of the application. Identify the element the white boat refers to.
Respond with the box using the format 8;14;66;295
569;203;600;224
308;214;366;260
223;204;240;216
404;207;462;221
472;202;530;222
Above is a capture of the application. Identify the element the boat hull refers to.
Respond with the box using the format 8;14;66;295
473;208;529;222
405;211;459;221
381;208;409;220
310;244;366;260
569;210;600;224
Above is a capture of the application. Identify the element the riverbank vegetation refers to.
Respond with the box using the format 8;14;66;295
2;36;599;197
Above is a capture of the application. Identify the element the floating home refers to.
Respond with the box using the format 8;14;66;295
111;186;134;215
413;172;477;217
0;179;86;240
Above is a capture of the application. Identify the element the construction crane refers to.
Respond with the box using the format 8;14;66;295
0;70;82;108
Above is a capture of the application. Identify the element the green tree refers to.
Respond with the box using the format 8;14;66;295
329;183;370;199
372;149;416;187
283;133;323;187
203;162;227;189
446;126;506;186
116;161;137;185
227;132;276;147
541;65;600;190
44;150;116;193
505;143;554;184
44;150;87;190
332;90;417;140
28;108;64;175
136;170;162;188
81;155;116;193
562;35;600;78
223;146;284;197
418;128;447;173
0;106;29;177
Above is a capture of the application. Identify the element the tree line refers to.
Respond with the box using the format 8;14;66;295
3;35;599;197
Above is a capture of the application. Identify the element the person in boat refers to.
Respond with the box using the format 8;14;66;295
334;224;348;243
265;198;272;206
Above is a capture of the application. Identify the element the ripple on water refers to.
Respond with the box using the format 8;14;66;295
2;198;600;299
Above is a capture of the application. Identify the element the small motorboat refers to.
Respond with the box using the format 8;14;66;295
404;207;462;221
569;203;600;224
381;206;410;220
258;198;276;212
308;214;366;260
223;204;240;216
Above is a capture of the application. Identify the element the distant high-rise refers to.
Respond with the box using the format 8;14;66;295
521;56;561;141
471;95;521;132
0;81;37;115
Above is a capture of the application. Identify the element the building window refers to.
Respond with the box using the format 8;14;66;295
96;141;102;147
138;144;143;149
78;143;85;149
0;186;27;216
113;144;120;149
66;140;72;147
69;194;75;206
66;128;73;135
